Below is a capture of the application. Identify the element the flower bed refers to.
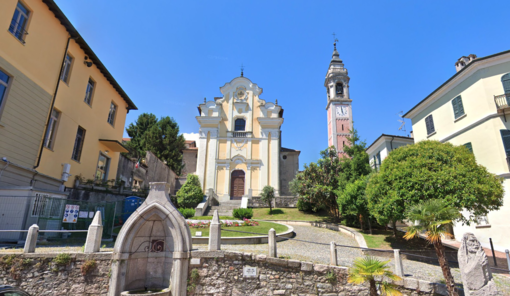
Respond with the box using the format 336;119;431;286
187;219;259;229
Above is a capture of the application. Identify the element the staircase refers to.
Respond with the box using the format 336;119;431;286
205;200;241;217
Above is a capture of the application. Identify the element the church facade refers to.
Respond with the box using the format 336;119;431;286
325;42;353;156
190;75;299;201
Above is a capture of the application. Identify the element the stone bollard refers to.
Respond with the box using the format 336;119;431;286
84;211;103;253
394;249;404;277
506;250;510;275
330;242;337;265
208;210;221;251
268;228;277;258
23;224;39;253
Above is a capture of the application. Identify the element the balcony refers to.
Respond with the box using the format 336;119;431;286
494;93;510;114
233;132;250;138
9;22;28;44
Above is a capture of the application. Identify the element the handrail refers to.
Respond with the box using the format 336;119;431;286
494;93;510;109
8;22;29;43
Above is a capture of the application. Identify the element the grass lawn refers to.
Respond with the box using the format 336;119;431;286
360;229;435;250
189;221;288;237
251;208;330;221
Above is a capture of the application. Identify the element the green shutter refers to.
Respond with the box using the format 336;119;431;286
452;96;465;119
502;73;510;94
463;142;473;153
501;130;510;156
425;115;435;135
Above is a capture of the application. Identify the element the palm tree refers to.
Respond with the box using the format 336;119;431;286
348;256;402;296
403;199;461;296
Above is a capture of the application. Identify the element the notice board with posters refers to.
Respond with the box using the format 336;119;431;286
62;204;79;223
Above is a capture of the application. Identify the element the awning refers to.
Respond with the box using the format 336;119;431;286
99;139;129;153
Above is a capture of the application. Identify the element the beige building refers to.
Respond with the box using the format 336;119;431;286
190;75;299;202
404;49;510;251
366;134;414;171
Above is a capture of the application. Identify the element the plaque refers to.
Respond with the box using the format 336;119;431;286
196;231;202;237
243;265;257;278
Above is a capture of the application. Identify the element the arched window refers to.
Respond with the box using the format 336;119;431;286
336;83;343;95
234;118;246;131
502;73;510;94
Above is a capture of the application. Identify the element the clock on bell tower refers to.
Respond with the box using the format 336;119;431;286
325;39;352;157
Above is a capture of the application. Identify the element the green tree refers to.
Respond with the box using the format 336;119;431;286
337;176;372;234
125;113;186;175
261;185;275;214
403;199;461;296
291;147;342;219
366;140;503;236
348;256;402;296
176;174;204;208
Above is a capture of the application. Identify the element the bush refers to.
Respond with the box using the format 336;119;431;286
233;208;253;219
81;259;97;276
53;253;72;266
177;174;204;208
297;198;314;212
178;208;196;219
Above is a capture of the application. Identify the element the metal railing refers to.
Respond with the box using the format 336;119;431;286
8;22;28;44
494;93;510;110
233;132;249;138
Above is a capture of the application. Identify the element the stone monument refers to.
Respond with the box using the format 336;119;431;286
458;233;498;296
109;182;192;296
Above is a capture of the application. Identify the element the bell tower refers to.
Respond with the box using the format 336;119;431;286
325;39;352;156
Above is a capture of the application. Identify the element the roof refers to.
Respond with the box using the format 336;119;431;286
281;147;300;153
403;49;510;118
366;134;414;152
122;137;131;142
42;0;137;111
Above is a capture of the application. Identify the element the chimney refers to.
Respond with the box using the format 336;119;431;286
455;54;477;72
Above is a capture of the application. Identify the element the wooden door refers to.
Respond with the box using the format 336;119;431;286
230;170;245;200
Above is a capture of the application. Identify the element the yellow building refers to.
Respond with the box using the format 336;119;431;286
194;74;299;204
0;0;136;240
404;50;510;252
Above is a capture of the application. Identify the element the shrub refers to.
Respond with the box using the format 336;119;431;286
233;208;253;219
53;253;72;265
178;208;196;219
297;198;314;212
177;174;204;208
81;259;97;276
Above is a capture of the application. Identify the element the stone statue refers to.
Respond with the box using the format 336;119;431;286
458;233;499;296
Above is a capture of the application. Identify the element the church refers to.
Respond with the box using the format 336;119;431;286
183;73;300;201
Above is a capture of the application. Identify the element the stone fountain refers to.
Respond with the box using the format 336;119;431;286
109;182;192;296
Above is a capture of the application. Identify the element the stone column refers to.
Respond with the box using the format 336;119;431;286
196;129;208;191
23;224;39;253
330;242;337;266
260;132;269;192
394;249;404;277
270;133;280;196
208;210;221;251
84;211;103;253
245;164;252;195
268;228;277;258
205;130;219;192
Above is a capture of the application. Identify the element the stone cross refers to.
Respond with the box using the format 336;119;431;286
208;210;221;251
84;211;103;253
458;233;499;296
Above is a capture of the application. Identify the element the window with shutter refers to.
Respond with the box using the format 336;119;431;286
501;130;510;157
452;96;465;119
502;73;510;94
425;115;435;135
463;142;473;153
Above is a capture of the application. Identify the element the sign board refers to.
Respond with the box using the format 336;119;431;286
89;211;95;218
78;211;88;218
243;266;257;278
196;231;202;237
62;204;79;223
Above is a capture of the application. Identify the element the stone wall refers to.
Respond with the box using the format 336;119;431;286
249;196;299;208
189;251;440;296
279;149;300;196
0;252;111;296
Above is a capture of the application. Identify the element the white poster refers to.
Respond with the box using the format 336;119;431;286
78;211;88;218
63;204;79;223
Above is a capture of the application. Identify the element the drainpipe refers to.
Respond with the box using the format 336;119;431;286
34;35;77;169
390;136;395;151
0;159;11;182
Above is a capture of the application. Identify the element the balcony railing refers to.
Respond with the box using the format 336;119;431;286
9;22;28;44
233;132;249;138
494;93;510;112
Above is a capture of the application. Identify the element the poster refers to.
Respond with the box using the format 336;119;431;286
63;204;79;223
78;211;88;218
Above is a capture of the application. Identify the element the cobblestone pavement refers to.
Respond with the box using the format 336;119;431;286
194;224;510;293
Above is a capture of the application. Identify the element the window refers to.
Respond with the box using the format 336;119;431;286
31;194;48;217
501;130;510;157
95;153;110;181
452;96;465;119
71;126;86;161
475;215;490;228
9;2;30;43
425;115;435;135
43;109;60;149
234;118;246;131
61;54;73;83
0;69;10;115
502;73;510;94
107;102;117;125
84;79;95;105
31;194;65;218
463;142;473;153
336;83;343;95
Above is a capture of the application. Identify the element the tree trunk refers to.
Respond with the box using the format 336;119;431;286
391;220;398;237
367;217;372;235
359;214;364;230
433;239;458;296
369;279;377;296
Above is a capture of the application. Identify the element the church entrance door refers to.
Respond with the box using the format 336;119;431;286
230;170;245;200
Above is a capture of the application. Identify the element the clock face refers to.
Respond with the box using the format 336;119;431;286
336;105;348;117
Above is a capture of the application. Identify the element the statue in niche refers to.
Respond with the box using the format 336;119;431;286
458;233;498;296
336;83;343;95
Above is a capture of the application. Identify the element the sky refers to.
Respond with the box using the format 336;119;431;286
55;0;510;169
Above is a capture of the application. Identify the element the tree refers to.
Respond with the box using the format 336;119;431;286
403;199;461;296
125;113;186;175
291;147;343;219
176;174;204;208
337;176;372;234
348;256;402;296
366;140;503;236
261;185;275;214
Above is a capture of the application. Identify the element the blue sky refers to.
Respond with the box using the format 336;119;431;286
55;0;510;169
